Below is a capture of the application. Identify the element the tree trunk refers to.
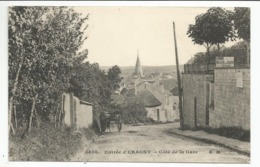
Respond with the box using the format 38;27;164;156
246;41;250;67
54;115;57;127
217;43;220;57
58;95;65;126
9;55;24;135
14;105;17;128
58;107;62;126
9;98;15;135
34;108;40;127
206;44;210;72
27;93;38;133
10;123;15;135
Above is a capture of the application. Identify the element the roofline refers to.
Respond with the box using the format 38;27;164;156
80;100;93;106
145;103;162;108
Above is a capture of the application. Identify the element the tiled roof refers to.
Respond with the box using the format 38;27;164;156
121;88;135;97
137;90;162;108
170;87;179;96
160;79;177;91
80;100;93;106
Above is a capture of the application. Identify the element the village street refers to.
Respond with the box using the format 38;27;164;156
71;122;249;163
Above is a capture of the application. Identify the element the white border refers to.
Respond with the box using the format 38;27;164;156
1;1;260;167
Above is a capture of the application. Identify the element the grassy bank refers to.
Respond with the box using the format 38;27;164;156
9;124;95;161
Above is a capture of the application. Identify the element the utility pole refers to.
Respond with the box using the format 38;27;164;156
173;22;184;129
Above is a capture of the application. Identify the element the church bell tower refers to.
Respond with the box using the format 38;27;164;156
132;50;145;79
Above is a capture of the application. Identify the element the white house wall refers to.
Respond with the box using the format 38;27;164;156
77;102;93;128
147;107;160;121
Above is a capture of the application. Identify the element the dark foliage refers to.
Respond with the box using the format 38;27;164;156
120;96;150;124
202;126;250;142
187;7;235;48
191;42;247;66
233;7;250;42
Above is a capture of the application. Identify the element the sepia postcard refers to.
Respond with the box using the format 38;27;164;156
7;6;250;164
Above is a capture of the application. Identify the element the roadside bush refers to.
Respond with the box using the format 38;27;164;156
121;99;150;124
202;126;250;142
81;127;96;140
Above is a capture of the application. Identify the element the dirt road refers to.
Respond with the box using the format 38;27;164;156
71;123;249;163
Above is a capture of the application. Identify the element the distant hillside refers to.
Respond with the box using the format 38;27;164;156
101;65;184;84
101;65;184;75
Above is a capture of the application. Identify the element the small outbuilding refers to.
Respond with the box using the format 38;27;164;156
62;92;93;130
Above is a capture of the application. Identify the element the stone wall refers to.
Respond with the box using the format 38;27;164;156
210;69;250;130
182;74;212;128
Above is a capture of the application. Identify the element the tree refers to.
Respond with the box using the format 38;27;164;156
9;7;50;134
191;42;247;67
70;62;114;119
233;7;250;65
107;65;123;91
233;8;250;42
187;7;235;69
193;52;207;65
9;7;89;134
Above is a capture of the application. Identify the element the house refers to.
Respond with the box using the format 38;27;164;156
137;89;162;121
62;92;93;130
125;54;179;122
135;79;179;122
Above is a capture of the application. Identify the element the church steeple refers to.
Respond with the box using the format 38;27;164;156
133;50;145;78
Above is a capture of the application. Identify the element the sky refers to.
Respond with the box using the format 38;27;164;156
75;7;236;67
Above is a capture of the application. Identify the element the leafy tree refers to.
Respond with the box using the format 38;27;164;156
192;52;207;65
233;7;250;65
107;65;123;91
233;7;250;42
70;62;113;119
120;96;148;124
191;42;247;67
9;7;49;134
187;7;235;68
9;7;88;134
